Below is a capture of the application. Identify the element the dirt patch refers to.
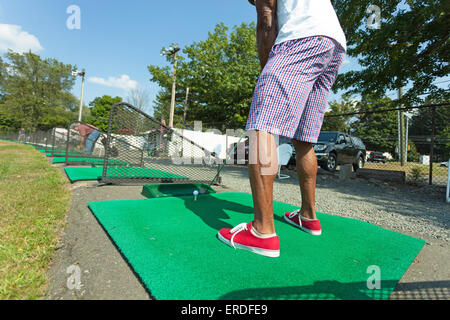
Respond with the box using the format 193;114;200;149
45;183;150;300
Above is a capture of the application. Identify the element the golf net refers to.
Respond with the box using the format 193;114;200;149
64;121;106;166
101;103;224;185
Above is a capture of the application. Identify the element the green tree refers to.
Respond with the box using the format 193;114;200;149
148;22;260;130
333;0;450;105
87;95;123;132
350;96;398;154
409;103;450;160
439;126;450;161
0;50;79;131
322;95;358;132
0;109;19;133
407;139;420;162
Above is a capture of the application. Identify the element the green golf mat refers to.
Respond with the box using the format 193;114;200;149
52;157;129;166
88;192;425;300
46;151;83;157
65;166;189;182
142;183;217;199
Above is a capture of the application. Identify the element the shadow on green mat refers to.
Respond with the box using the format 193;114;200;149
174;194;254;231
219;280;398;300
173;193;295;232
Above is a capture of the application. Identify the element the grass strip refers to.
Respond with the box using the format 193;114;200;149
0;141;71;299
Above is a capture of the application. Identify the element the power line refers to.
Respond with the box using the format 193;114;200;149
416;88;450;97
325;102;450;118
385;87;450;99
433;79;450;85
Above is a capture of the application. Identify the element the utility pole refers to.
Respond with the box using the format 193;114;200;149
398;87;406;166
405;114;409;163
404;111;413;164
429;107;436;185
183;87;190;125
389;40;412;165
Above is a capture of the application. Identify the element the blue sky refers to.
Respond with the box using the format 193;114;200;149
0;0;447;117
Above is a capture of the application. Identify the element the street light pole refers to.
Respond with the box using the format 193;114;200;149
77;69;86;122
183;87;190;125
161;44;181;128
169;51;178;128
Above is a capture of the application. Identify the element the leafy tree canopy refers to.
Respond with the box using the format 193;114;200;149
333;0;449;105
349;95;398;153
87;95;123;132
148;22;260;130
0;50;79;131
322;94;358;133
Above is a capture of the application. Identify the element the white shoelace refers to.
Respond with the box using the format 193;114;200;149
288;210;303;226
229;223;248;249
288;210;300;219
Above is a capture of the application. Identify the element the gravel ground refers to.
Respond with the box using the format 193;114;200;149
219;165;450;300
220;165;450;243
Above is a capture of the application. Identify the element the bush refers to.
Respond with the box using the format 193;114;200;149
410;166;425;185
407;140;420;162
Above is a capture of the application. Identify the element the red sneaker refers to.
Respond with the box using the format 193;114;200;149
284;210;322;235
217;222;280;258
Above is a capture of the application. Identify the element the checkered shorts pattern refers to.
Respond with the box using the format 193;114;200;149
246;36;346;144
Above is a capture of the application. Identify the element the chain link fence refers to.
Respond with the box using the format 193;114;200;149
322;103;449;187
0;129;51;151
1;102;448;190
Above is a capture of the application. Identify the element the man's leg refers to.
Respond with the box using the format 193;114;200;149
292;139;318;220
85;130;101;155
290;42;346;222
217;129;280;258
248;130;279;235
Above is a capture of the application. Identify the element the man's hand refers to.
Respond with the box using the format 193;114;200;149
254;0;278;69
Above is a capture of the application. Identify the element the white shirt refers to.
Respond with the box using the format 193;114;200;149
275;0;347;51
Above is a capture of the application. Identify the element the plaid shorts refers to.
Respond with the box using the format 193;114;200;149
246;36;346;144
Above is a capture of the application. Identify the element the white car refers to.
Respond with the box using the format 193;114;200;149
54;128;68;141
383;152;393;160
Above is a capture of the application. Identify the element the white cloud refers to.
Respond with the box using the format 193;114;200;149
88;74;138;91
0;24;43;53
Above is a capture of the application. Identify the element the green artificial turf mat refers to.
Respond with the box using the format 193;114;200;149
45;148;67;154
52;157;129;166
64;166;104;181
46;151;82;157
142;183;217;199
65;166;189;182
88;192;425;300
53;157;95;164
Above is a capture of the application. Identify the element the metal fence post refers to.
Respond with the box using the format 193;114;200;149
429;106;436;185
446;158;450;203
